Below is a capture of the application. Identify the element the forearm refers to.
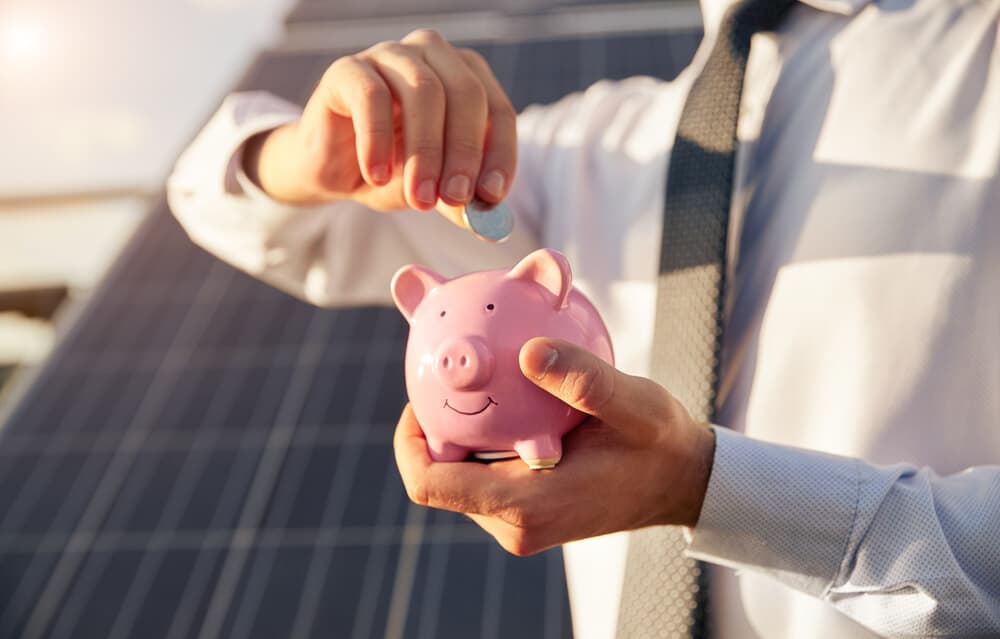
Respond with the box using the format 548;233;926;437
241;122;327;205
688;428;1000;637
167;92;542;307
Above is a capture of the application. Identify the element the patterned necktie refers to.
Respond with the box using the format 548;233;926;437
615;1;793;637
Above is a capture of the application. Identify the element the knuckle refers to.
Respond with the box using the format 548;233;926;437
560;364;614;414
503;530;540;557
459;48;488;70
403;28;446;46
368;40;406;57
354;78;389;105
403;478;429;506
490;100;517;125
447;74;486;103
445;137;484;162
409;70;444;98
323;55;360;87
411;142;444;161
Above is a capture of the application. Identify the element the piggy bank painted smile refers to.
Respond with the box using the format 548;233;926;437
391;249;614;469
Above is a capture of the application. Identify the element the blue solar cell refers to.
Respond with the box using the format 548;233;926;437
46;549;145;639
2;451;112;536
434;542;491;637
220;546;316;639
178;448;265;531
0;551;61;639
308;545;372;636
117;549;204;639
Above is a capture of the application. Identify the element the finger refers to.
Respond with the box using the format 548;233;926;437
459;48;517;203
519;338;672;431
393;405;523;515
434;200;469;228
406;30;487;207
318;56;395;187
363;42;446;210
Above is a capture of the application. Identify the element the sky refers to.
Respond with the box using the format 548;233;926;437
0;0;295;198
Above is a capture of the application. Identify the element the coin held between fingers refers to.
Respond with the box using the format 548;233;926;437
463;197;514;243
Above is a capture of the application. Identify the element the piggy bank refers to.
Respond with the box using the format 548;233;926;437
391;248;614;469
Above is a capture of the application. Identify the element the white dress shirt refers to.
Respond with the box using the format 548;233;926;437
167;0;1000;636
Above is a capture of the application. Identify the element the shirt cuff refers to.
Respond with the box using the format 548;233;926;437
686;427;862;597
223;100;302;199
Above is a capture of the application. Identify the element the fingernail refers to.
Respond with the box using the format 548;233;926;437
416;179;437;206
444;174;471;202
371;164;390;185
534;345;559;380
479;170;506;199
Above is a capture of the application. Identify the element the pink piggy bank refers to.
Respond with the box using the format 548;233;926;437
391;248;614;469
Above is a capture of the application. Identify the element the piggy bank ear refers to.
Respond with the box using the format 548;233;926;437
507;249;572;310
391;265;446;322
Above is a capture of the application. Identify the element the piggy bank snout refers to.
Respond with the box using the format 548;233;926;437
434;336;495;391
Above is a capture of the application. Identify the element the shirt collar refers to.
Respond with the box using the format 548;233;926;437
797;0;872;16
699;0;873;31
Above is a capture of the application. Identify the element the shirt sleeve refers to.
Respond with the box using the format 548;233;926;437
165;77;672;309
687;427;1000;637
166;92;542;308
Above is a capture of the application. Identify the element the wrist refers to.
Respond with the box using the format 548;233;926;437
241;126;276;193
654;420;716;529
683;424;716;527
242;122;326;205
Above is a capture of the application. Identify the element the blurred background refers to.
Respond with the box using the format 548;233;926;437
0;0;701;637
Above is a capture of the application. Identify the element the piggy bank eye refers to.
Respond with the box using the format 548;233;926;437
439;310;446;317
486;303;495;312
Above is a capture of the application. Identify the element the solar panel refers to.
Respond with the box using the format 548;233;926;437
0;27;699;639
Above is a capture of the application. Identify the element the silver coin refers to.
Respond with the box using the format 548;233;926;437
463;197;514;243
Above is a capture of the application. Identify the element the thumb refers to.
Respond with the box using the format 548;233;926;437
519;337;647;427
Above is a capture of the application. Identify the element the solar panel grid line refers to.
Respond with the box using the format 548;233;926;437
10;264;237;639
26;290;238;639
44;313;296;639
346;451;410;639
381;502;429;639
0;523;491;558
414;525;455;639
103;288;305;639
220;370;382;637
161;311;349;639
0;362;167;534
220;314;362;639
0;424;274;458
480;542;508;639
194;307;343;639
282;310;403;639
55;330;403;390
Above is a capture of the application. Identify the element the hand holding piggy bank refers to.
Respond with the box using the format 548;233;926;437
391;249;614;469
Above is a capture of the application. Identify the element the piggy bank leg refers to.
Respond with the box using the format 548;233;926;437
514;437;562;470
426;439;470;463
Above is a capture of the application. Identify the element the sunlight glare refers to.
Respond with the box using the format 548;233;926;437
0;17;45;64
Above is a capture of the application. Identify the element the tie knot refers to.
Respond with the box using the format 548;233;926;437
724;0;796;42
